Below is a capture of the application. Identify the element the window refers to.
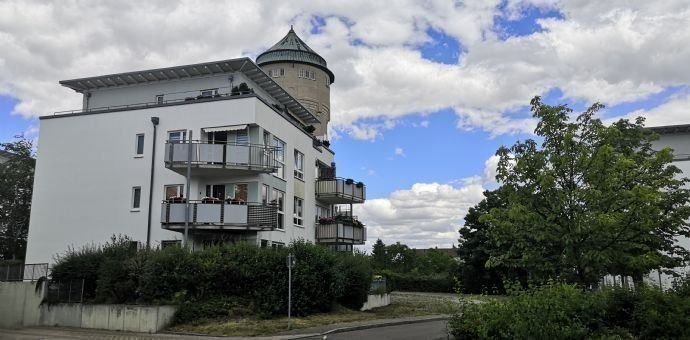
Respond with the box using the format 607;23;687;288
271;68;284;77
260;239;269;248
131;187;141;210
156;95;164;104
309;71;315;80
261;184;269;205
273;136;285;179
201;88;218;96
272;242;285;249
135;134;145;156
164;184;184;200
161;240;181;249
271;189;285;229
316;205;330;220
293;197;303;226
168;130;187;143
231;183;248;202
294;150;304;180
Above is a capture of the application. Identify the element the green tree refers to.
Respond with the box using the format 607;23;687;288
458;189;518;294
483;97;690;287
371;238;388;270
0;136;34;260
416;248;457;276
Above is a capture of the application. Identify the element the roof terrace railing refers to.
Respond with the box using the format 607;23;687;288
164;140;279;172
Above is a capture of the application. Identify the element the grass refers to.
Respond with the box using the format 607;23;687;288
168;292;460;337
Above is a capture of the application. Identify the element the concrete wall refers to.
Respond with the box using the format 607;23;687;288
361;293;391;311
0;283;175;333
39;304;176;333
0;281;44;328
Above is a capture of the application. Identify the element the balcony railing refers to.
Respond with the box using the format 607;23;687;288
315;177;366;204
315;223;367;245
161;200;277;230
164;141;279;174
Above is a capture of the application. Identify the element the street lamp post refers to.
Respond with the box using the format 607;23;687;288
287;252;296;329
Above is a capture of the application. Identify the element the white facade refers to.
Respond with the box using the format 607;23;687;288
645;126;690;289
25;58;366;264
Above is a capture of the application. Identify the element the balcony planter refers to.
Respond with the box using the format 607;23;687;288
322;140;331;147
201;197;222;204
167;196;186;203
345;178;354;185
305;125;316;134
319;217;335;224
225;197;246;205
356;182;364;188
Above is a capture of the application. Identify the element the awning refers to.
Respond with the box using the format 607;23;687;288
203;124;247;133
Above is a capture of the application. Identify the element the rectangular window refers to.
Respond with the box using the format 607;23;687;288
260;239;269;248
131;187;141;210
161;240;180;249
168;130;187;143
164;184;184;200
280;68;285;76
273;136;285;179
271;189;285;229
294;150;304;180
156;95;164;104
316;205;330;220
272;242;285;249
261;184;269;205
201;88;218;97
293;197;303;226
298;69;307;78
309;71;315;80
135;134;145;156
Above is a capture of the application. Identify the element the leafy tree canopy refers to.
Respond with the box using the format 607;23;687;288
0;136;35;261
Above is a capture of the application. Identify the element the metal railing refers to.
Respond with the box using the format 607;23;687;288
315;223;366;244
46;279;84;303
315;177;366;202
161;200;278;228
370;277;387;294
53;87;255;116
0;263;48;282
165;140;279;172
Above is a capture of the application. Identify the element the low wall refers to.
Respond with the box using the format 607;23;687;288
0;282;176;333
361;293;390;311
39;304;177;333
0;281;44;328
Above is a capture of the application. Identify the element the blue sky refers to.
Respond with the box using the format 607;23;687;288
2;1;689;248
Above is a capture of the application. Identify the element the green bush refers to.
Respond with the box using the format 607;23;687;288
174;296;255;324
139;245;201;302
383;270;454;293
449;283;690;340
334;251;373;310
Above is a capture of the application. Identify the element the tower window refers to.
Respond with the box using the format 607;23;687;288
271;69;284;78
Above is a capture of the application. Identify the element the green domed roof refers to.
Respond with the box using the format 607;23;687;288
257;27;334;83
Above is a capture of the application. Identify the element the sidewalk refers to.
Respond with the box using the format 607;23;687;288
0;315;449;340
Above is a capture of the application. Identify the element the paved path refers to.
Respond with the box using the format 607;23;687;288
322;320;450;340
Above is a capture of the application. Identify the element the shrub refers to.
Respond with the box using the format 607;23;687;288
334;251;373;310
174;296;255;325
449;283;690;339
139;245;201;302
383;270;454;293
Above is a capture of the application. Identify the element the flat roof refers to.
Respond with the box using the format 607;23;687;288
648;124;690;134
59;57;319;124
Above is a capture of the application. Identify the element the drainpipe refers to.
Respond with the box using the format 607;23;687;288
146;117;160;249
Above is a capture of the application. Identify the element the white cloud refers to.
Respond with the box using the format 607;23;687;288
1;1;687;140
613;91;690;127
356;154;499;249
394;147;405;157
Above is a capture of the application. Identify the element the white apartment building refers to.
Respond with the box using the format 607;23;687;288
645;124;690;289
25;29;366;263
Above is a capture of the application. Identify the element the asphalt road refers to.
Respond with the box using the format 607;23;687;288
324;320;451;340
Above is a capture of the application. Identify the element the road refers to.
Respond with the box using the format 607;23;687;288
324;320;451;340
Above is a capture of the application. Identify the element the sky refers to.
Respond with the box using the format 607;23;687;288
2;0;690;250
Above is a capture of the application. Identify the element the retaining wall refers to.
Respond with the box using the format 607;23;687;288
0;282;175;333
361;293;391;311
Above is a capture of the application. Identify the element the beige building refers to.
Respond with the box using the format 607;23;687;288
257;27;334;138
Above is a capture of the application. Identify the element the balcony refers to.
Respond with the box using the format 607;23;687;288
315;177;366;204
164;141;278;176
315;209;366;246
161;200;277;231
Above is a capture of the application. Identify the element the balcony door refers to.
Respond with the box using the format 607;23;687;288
205;184;226;200
207;131;228;144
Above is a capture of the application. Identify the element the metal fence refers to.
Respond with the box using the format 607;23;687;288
370;277;387;294
46;279;84;303
0;262;48;281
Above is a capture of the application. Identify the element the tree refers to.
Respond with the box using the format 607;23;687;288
483;97;690;287
457;189;519;294
0;136;35;260
371;238;388;270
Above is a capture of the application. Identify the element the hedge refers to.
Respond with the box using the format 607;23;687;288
449;283;690;339
382;270;455;293
50;238;374;321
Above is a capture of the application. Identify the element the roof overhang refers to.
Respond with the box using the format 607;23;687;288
59;57;319;124
648;124;690;134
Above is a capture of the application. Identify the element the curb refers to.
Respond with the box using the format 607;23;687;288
285;315;450;339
